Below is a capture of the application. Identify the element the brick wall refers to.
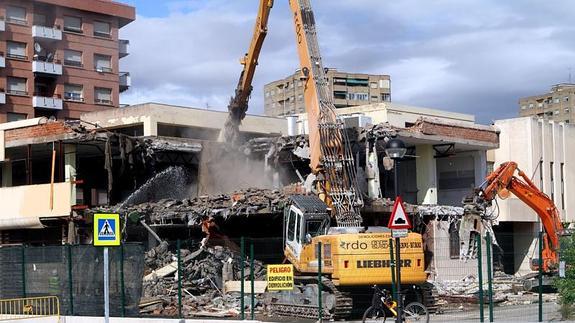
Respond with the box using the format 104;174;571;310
413;120;499;144
5;122;72;143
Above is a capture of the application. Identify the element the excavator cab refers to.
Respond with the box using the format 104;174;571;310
283;196;330;261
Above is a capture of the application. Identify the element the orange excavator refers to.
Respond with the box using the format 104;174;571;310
464;161;564;273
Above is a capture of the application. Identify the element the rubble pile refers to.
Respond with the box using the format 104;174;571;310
140;242;266;317
93;188;290;226
434;272;558;309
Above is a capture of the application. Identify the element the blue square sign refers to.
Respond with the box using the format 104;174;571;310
94;214;120;246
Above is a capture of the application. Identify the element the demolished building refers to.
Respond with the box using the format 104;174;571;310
0;104;500;282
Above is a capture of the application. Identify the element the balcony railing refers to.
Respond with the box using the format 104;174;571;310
95;66;113;73
6;17;27;26
119;39;129;58
7;90;28;96
33;96;63;110
32;25;62;40
95;98;113;105
63;60;82;68
64;93;84;102
119;72;131;92
6;53;27;60
32;60;63;75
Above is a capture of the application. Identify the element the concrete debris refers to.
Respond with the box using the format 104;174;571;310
433;272;557;308
140;243;266;317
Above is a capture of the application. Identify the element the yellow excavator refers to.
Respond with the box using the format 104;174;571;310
223;0;433;319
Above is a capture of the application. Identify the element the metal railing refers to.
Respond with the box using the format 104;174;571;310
0;296;60;321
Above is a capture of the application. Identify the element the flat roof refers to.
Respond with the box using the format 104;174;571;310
37;0;135;27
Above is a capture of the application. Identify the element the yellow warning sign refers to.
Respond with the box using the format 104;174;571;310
267;264;294;291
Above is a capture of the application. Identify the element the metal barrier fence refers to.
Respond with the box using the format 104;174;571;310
0;295;59;321
0;243;144;317
0;233;564;321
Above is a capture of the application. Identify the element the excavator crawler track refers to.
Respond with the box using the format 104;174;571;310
268;276;353;320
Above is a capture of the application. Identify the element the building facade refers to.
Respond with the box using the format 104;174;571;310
519;83;575;123
489;117;575;275
0;0;135;123
264;69;391;117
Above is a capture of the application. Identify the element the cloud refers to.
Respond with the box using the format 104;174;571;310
120;0;575;124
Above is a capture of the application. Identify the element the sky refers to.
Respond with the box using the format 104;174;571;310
116;0;575;124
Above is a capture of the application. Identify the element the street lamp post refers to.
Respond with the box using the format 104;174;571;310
385;138;407;323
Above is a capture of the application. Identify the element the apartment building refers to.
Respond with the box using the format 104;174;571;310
264;68;391;117
519;83;575;123
0;0;135;123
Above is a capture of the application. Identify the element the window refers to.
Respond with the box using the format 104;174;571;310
565;96;569;102
554;98;560;104
538;103;543;108
521;105;527;110
63;50;82;67
64;84;83;101
333;91;347;99
370;82;378;89
381;93;391;101
333;77;346;85
93;21;111;38
555;110;560;115
64;16;82;33
298;94;303;101
487;161;495;174
287;210;297;241
95;87;112;105
7;77;27;96
7;6;26;25
371;95;379;101
7;113;26;122
265;91;270;98
347;92;369;101
6;41;27;60
33;13;47;26
529;103;534;108
565;107;570;114
94;54;112;72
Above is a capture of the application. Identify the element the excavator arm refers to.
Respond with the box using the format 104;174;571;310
287;0;363;226
471;161;564;272
221;0;274;144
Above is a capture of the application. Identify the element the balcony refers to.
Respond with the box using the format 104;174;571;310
32;25;62;41
33;96;63;110
119;72;131;92
119;39;129;58
32;60;62;76
0;91;5;105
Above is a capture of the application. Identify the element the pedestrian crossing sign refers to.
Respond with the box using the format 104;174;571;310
94;214;121;246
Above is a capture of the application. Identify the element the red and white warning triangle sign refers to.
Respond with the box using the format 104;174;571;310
387;196;412;229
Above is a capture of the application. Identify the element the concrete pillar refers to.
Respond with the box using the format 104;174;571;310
415;145;437;204
65;144;77;204
1;161;12;187
473;150;488;186
143;117;158;136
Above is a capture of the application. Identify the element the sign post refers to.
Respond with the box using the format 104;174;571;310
388;196;411;323
94;213;121;323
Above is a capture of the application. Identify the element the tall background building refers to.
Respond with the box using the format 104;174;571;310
0;0;135;123
519;83;575;123
264;68;391;117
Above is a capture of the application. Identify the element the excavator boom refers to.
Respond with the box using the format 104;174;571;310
221;0;274;144
469;161;564;272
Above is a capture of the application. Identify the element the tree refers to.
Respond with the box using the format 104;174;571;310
554;231;575;319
